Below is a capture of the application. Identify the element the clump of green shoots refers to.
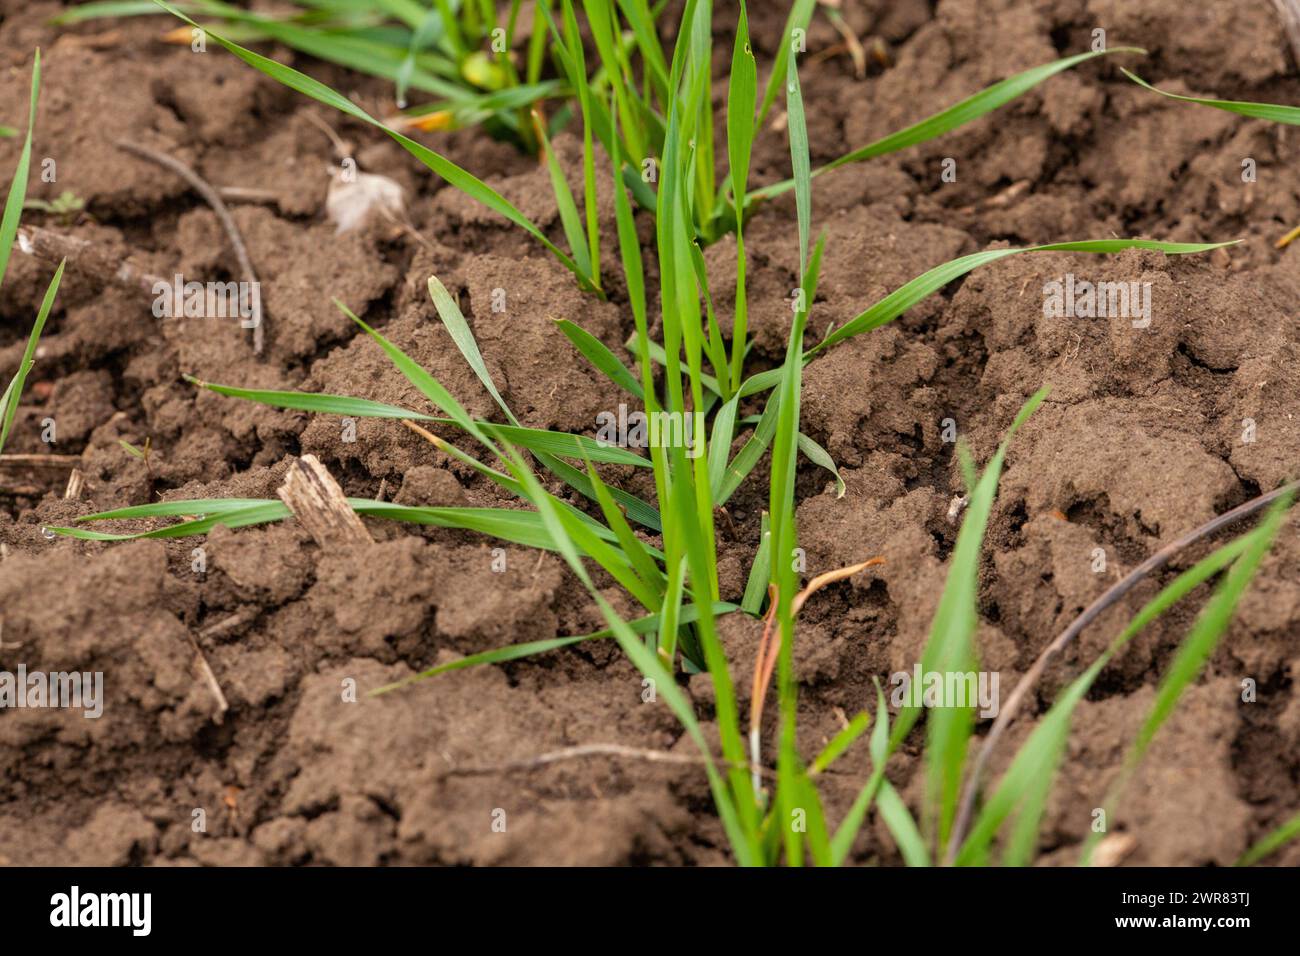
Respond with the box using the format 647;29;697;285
57;2;1298;865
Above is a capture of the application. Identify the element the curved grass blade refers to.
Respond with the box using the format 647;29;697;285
185;376;434;420
1124;69;1300;125
51;500;292;540
812;239;1236;357
0;50;39;288
75;498;275;520
1;261;65;455
187;375;647;465
1236;810;1300;867
831;389;1048;864
707;393;739;498
56;495;626;554
424;278;661;528
809;710;870;776
796;432;844;499
554;318;644;400
584;459;666;599
740;511;771;615
750;48;1146;205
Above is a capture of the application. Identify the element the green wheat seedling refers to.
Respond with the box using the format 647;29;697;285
58;3;1284;864
1;50;66;458
63;0;569;150
953;493;1292;867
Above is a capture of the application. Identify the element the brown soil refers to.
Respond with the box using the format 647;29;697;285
1;0;1298;867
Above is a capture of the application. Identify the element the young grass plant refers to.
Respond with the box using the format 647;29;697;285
1;51;66;457
59;3;1282;866
952;496;1292;866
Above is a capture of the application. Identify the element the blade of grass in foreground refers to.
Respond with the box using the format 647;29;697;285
922;394;1047;856
1079;490;1293;865
185;377;648;466
870;679;929;866
1236;809;1300;867
749;47;1145;206
769;46;826;864
0;50;40;287
51;497;625;554
1;261;65;455
1124;70;1300;125
954;527;1266;866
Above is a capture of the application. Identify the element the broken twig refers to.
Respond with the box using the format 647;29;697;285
115;140;265;353
277;454;373;548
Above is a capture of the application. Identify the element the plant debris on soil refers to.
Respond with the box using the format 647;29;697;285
1;0;1299;867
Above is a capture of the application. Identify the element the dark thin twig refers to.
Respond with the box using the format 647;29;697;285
115;140;265;354
945;478;1300;863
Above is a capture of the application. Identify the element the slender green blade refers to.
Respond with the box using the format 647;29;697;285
754;0;815;130
531;107;593;283
186;376;432;420
1125;69;1300;125
813;239;1235;356
0;50;40;288
1236;810;1300;867
796;432;844;499
503;441;761;865
751;48;1146;204
726;1;756;385
1;261;64;455
809;710;870;776
740;511;771;615
871;681;929;866
554;319;644;400
832;389;1048;863
425;276;660;526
